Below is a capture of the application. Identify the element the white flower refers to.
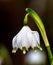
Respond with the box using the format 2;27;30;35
12;26;42;54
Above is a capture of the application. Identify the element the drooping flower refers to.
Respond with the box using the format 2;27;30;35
12;26;42;54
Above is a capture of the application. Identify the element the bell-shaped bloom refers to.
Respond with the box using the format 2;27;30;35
12;26;42;54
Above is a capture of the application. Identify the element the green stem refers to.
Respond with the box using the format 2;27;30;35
24;8;53;63
47;46;53;62
24;13;29;25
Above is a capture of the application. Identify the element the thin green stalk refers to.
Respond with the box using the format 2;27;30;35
24;8;53;64
24;13;29;25
47;46;53;62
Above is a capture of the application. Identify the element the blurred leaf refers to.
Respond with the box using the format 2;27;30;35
0;44;13;65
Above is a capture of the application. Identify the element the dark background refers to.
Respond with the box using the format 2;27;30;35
0;0;53;65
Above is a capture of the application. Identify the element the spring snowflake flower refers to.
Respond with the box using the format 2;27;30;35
12;26;42;54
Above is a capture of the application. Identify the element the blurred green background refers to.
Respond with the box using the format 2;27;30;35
0;0;53;65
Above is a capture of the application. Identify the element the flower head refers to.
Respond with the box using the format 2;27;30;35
12;26;42;54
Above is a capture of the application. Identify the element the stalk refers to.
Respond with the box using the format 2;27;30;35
24;8;53;64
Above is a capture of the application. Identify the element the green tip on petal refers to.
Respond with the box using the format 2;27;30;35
22;47;26;54
33;46;42;52
12;47;18;53
22;47;26;50
33;47;38;52
38;45;42;51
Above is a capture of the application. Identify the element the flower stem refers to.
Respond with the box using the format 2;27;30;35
47;46;53;62
24;13;29;25
24;8;53;64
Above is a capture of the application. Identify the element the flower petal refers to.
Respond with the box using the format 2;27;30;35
27;30;37;48
12;35;18;48
14;26;32;50
32;31;40;45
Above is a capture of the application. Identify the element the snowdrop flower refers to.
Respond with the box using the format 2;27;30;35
12;26;42;54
